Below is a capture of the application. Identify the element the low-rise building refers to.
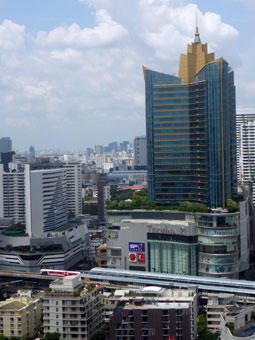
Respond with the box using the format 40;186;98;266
206;293;236;332
97;244;107;267
104;286;197;340
0;295;41;339
109;298;191;340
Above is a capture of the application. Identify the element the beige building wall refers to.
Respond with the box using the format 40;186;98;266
0;296;41;339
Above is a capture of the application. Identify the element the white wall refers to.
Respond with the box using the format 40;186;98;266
0;164;4;218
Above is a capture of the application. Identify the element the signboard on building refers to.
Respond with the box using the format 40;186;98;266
137;253;145;263
129;253;137;262
129;242;145;252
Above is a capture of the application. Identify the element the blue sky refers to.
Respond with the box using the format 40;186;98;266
0;0;254;151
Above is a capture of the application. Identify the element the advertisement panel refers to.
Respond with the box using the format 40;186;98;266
129;253;137;262
137;253;145;263
129;242;145;252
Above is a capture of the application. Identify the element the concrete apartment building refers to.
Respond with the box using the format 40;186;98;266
64;162;82;217
42;275;104;340
109;298;191;340
0;168;25;224
105;286;197;340
0;295;41;339
134;136;147;168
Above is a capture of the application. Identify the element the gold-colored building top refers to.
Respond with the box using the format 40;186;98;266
178;26;215;84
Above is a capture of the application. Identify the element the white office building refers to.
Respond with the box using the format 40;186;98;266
96;153;107;168
0;164;69;237
64;162;82;217
236;109;255;182
25;164;68;237
134;136;147;167
0;164;25;224
239;119;255;205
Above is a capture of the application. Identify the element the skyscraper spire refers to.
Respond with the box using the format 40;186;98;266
194;12;201;44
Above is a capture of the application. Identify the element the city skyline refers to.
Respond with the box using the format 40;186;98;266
0;0;254;149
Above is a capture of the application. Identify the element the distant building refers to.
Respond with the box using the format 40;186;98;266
236;109;255;181
64;162;82;217
238;119;255;206
96;153;107;168
29;145;35;162
89;228;106;263
134;136;147;167
0;151;15;171
95;145;104;155
107;169;147;185
0;137;12;154
0;164;25;224
0;295;41;339
86;147;93;158
42;275;104;339
97;174;107;222
97;244;107;267
119;140;129;152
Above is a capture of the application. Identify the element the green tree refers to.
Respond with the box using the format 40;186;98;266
44;332;61;340
91;331;106;340
196;314;218;340
226;199;239;212
0;334;8;340
124;200;133;209
116;189;133;202
105;199;111;207
109;200;118;209
118;200;125;209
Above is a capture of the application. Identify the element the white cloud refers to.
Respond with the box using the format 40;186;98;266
50;48;82;63
36;9;128;48
0;1;243;149
0;20;25;50
139;2;238;61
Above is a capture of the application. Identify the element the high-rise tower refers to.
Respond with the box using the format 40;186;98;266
144;27;237;208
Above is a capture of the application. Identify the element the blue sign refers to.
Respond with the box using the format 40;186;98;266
129;242;145;252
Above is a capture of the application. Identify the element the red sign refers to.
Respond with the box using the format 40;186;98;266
137;253;145;263
167;337;175;340
129;253;137;262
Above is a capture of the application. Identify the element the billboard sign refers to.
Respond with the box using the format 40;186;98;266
129;242;145;252
137;253;145;263
129;253;137;262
